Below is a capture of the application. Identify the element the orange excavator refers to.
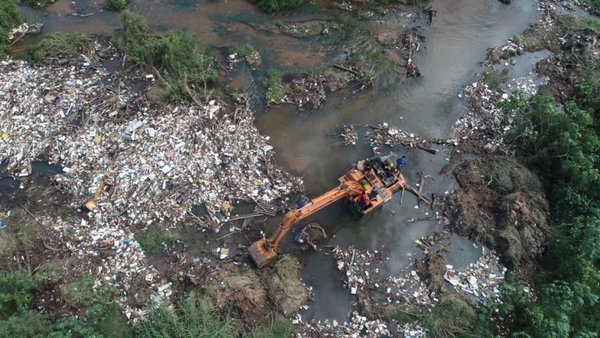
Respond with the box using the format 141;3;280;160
249;155;406;268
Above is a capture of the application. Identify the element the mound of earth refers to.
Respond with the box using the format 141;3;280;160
446;156;549;272
265;255;310;316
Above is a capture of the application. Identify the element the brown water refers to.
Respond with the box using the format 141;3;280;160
19;0;538;322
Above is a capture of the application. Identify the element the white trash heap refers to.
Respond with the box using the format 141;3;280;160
0;58;302;228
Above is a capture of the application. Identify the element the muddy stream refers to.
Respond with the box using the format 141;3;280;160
18;0;539;323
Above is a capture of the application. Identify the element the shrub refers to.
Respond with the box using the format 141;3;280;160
0;0;23;56
30;32;90;62
106;0;127;11
427;295;476;338
25;0;56;7
255;0;305;13
246;317;293;338
230;42;257;59
135;225;180;254
265;71;286;103
134;293;237;337
119;10;218;99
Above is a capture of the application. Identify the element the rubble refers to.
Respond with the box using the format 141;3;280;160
368;123;448;154
0;57;302;230
0;54;303;320
443;248;505;304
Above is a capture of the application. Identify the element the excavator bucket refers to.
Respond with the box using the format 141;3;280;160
248;238;277;268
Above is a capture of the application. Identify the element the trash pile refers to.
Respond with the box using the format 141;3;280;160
0;56;302;320
0;58;302;229
339;124;358;146
295;311;391;337
56;219;171;321
443;247;506;303
368;122;447;154
293;246;438;336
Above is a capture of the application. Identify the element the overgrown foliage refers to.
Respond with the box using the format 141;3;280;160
230;42;257;59
427;295;476;338
25;0;56;8
0;0;23;56
118;10;218;100
30;32;90;62
135;225;180;254
0;270;128;337
584;0;600;13
487;63;600;336
265;71;286;103
254;0;305;13
245;317;294;338
106;0;127;11
134;293;237;337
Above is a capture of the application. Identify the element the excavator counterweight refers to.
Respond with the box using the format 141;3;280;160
249;155;406;268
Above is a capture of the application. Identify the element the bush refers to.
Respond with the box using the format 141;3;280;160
427;295;476;338
134;293;237;337
30;32;90;62
230;42;257;59
135;225;180;254
265;71;286;103
585;0;600;11
255;0;305;13
106;0;127;11
119;10;218;100
246;317;293;338
25;0;56;7
0;0;23;56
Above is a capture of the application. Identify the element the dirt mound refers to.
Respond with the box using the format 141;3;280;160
265;255;310;316
446;156;549;271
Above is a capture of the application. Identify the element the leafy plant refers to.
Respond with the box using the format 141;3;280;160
265;71;286;103
230;42;258;59
0;0;23;56
106;0;127;11
255;0;305;13
30;32;90;62
135;225;180;254
25;0;56;8
118;10;218;100
246;316;293;338
134;293;237;337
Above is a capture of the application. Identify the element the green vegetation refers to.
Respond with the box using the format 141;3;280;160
25;0;56;7
392;305;424;324
135;225;180;254
482;70;504;90
479;62;600;336
254;0;305;13
0;210;42;266
0;0;23;56
30;32;90;62
427;295;476;338
585;0;600;11
230;42;258;59
556;14;600;33
118;10;218;100
0;270;129;337
134;293;236;337
246;317;293;338
265;71;286;103
106;0;127;11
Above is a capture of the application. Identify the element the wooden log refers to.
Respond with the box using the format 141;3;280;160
405;184;431;204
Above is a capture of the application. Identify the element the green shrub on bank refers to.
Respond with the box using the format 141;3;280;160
135;225;180;254
486;71;600;336
246;317;293;338
119;10;218;100
30;32;90;62
106;0;127;11
230;42;257;59
584;0;600;12
265;71;286;103
0;0;23;56
134;293;237;337
254;0;305;13
25;0;56;7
